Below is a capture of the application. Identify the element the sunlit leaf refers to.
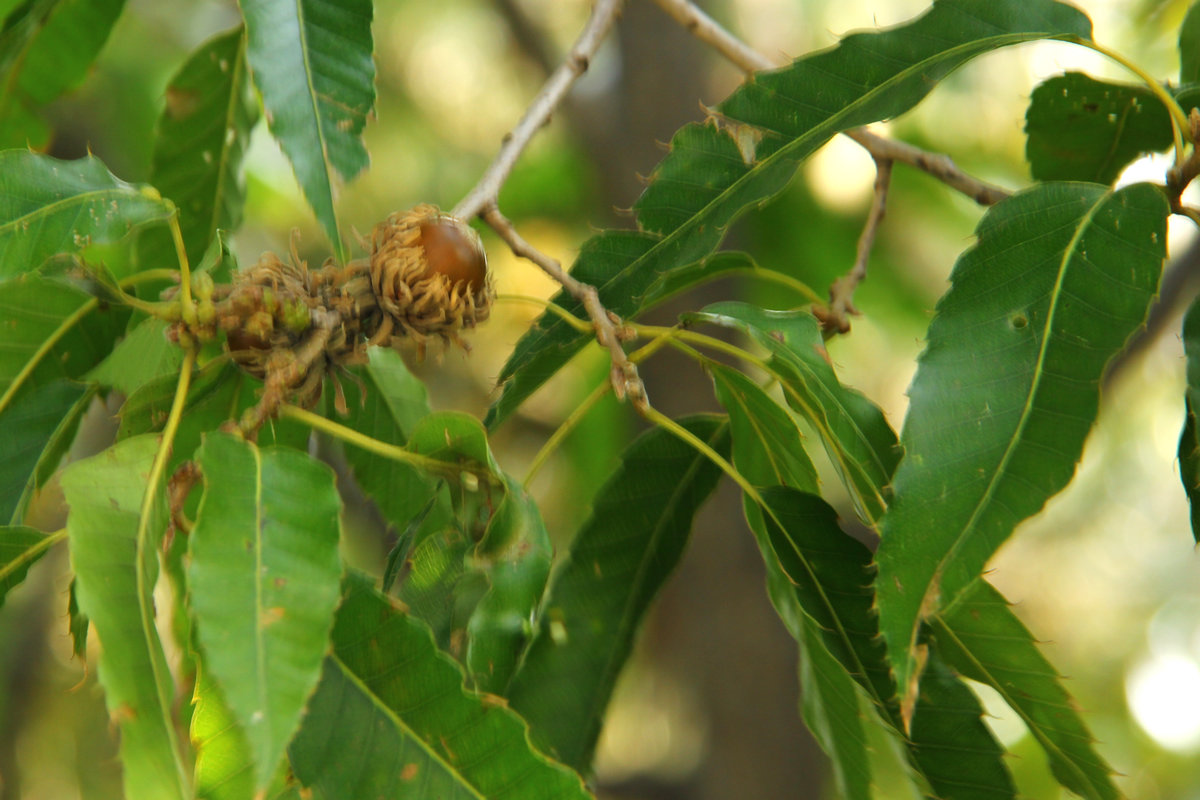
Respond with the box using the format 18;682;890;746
138;27;257;274
1025;73;1176;184
289;573;592;799
875;181;1169;715
62;435;189;800
688;303;899;523
0;152;173;278
0;379;92;524
933;579;1119;800
190;432;343;793
240;0;374;259
487;0;1093;428
507;416;729;769
192;665;255;800
0;0;125;149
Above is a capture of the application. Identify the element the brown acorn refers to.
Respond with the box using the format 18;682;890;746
369;204;493;349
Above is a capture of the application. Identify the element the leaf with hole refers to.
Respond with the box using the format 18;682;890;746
875;181;1169;716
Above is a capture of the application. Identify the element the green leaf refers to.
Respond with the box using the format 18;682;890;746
909;650;1015;800
1182;2;1200;84
62;435;189;800
0;525;61;607
875;181;1168;714
240;0;374;260
1025;73;1175;184
118;360;310;475
0;0;126;149
486;0;1093;429
758;487;1016;800
0;152;174;278
932;579;1118;800
67;574;88;658
466;475;552;694
506;416;729;770
138;27;258;274
1179;298;1200;543
338;347;436;531
688;303;899;523
709;356;820;493
190;432;343;794
288;573;592;799
0;379;92;524
87;317;183;396
191;665;256;800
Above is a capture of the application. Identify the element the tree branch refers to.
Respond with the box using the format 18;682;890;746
648;0;1011;207
452;0;624;222
483;206;648;412
814;157;893;334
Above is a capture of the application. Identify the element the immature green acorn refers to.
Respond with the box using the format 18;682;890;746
369;204;493;348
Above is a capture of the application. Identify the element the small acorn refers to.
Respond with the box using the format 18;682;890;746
369;204;493;349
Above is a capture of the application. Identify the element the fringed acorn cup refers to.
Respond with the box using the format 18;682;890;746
211;205;492;432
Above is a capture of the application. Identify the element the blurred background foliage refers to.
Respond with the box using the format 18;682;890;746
3;0;1200;798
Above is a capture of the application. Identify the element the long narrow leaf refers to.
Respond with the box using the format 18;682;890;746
506;416;729;770
875;181;1169;716
62;435;189;800
1179;298;1200;543
0;152;174;277
138;26;258;272
689;303;899;522
288;573;592;799
189;432;343;794
240;0;374;259
486;0;1093;428
933;579;1119;800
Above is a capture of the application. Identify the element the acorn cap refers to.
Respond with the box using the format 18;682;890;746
369;204;493;348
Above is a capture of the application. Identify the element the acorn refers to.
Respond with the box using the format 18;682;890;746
369;204;493;349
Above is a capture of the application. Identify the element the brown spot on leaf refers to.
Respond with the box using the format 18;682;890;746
165;87;200;120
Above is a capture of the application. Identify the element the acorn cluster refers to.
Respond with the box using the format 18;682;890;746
179;205;493;431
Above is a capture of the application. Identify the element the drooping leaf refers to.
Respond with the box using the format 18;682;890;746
0;379;92;524
1182;2;1200;84
0;152;174;278
687;302;899;523
466;475;553;694
486;0;1094;428
0;0;126;149
189;432;343;794
138;27;258;274
758;486;1017;800
875;181;1169;715
240;0;374;260
933;579;1119;800
288;572;592;799
1179;297;1200;543
66;574;88;658
62;435;190;800
507;416;729;770
708;361;819;492
86;317;183;397
0;525;61;607
1025;73;1175;185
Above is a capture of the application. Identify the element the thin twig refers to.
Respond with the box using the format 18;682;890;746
648;0;1012;207
484;206;648;411
452;0;624;222
816;157;892;334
